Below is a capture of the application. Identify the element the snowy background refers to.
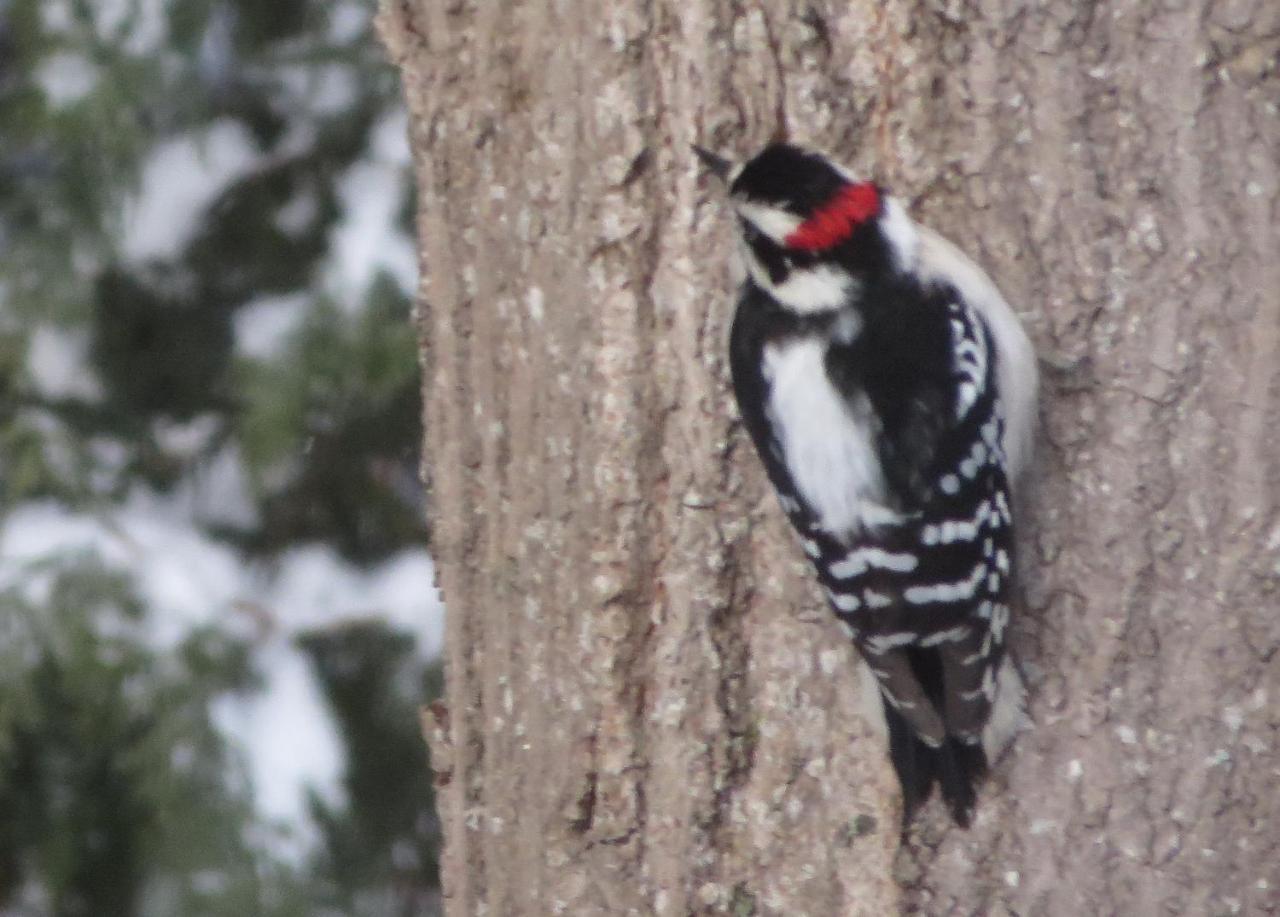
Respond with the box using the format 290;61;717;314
1;0;443;912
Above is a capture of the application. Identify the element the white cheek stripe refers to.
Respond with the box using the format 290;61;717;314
745;259;853;315
733;198;802;241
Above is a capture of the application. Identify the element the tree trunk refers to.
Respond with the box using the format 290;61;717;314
380;1;1280;913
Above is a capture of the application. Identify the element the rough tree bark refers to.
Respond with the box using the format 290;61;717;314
379;1;1280;913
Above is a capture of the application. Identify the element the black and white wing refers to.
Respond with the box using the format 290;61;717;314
730;278;1023;824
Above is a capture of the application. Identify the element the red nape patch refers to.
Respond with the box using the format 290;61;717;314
784;182;880;251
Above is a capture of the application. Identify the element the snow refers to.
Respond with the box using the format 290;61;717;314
121;119;262;262
234;293;311;359
211;649;347;848
89;0;167;53
118;111;417;306
329;2;371;44
11;0;436;864
34;52;99;107
267;546;442;657
275;187;322;236
324;112;418;304
275;63;361;116
25;324;102;400
0;502;445;657
139;441;261;531
0;499;444;849
39;0;163;52
196;3;237;92
151;414;222;458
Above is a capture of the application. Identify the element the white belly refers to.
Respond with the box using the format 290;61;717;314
763;337;890;538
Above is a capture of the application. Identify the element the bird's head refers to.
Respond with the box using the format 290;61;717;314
696;143;916;314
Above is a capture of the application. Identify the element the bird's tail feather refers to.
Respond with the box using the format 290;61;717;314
883;699;988;827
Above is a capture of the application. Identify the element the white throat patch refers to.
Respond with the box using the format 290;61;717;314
742;255;856;315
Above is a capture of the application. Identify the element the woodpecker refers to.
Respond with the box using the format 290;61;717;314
697;142;1037;826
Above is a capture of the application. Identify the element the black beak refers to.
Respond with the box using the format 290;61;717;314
693;145;733;182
